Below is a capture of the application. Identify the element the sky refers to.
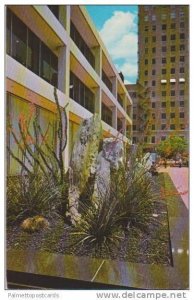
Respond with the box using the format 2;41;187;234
86;5;138;84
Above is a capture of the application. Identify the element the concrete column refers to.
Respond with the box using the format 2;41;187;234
112;106;117;129
111;76;117;98
122;117;127;136
59;5;66;29
94;86;102;119
92;46;102;78
65;5;71;35
123;94;127;112
58;46;70;96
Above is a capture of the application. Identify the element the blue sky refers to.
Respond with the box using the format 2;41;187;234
86;5;138;84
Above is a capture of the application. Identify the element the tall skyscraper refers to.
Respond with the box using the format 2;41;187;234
129;5;189;147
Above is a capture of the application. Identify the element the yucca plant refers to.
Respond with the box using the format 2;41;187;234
71;184;124;254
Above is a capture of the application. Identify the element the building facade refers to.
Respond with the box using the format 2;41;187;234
129;5;189;147
6;5;133;175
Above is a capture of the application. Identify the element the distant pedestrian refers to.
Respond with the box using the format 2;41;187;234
178;158;183;168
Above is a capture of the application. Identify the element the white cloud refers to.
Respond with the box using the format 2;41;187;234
99;10;138;81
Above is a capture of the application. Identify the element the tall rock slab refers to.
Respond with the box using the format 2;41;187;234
68;114;102;224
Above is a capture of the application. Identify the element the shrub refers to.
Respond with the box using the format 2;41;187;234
6;173;65;225
71;187;124;254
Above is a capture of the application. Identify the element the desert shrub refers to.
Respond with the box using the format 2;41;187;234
71;188;124;254
6;173;66;225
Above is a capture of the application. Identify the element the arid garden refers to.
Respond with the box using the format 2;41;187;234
6;89;189;289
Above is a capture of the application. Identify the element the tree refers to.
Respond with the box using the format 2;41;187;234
156;136;188;158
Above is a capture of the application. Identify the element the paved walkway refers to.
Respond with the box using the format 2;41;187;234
159;166;189;209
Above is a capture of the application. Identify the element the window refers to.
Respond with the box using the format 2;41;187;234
170;124;176;130
162;91;166;96
70;72;95;113
145;48;148;54
171;23;176;29
152;113;155;119
133;137;137;144
170;57;175;63
171;90;175;96
180;124;185;130
161;14;167;20
180;112;184;118
152;15;156;21
162;46;167;52
161;124;166;130
171;34;176;40
162;69;166;74
152;102;156;108
71;22;95;69
170;112;175;118
161;113;166;119
102;70;112;92
48;5;59;19
101;103;112;126
152;47;156;53
144;137;148;143
171;68;175;74
162;35;166;41
144;81;148;86
145;59;148;65
151;136;155;143
180;44;185;51
133;114;136;120
152;80;156;86
161;102;166;108
6;8;11;55
7;10;58;87
180;56;185;62
152;36;156;42
152;25;156;31
11;13;27;66
180;90;184;96
133;125;136;131
117;118;123;132
144;70;148;76
152;124;155;130
145;37;148;43
180;33;185;39
180;11;184;17
152;58;156;64
170;12;176;19
171;45;176;51
117;94;123;107
152;69;156;75
180;67;184;73
145;26;149;31
162;24;167;30
144;16;148;21
170;101;175;107
152;91;155;97
180;101;184;107
162;57;166;64
180;22;185;28
161;136;166;141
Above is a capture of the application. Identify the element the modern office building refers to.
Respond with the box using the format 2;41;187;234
6;5;133;174
127;5;189;148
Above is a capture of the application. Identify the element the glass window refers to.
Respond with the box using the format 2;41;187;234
145;48;148;54
151;136;155;143
152;124;155;130
145;59;148;65
133;137;137;144
180;112;184;118
161;113;166;119
152;91;155;97
162;57;166;64
162;35;166;41
152;36;156;42
133;125;136;131
152;25;156;31
180;56;185;62
152;58;156;64
171;68;175;74
161;14;167;20
180;101;184;107
171;90;175;96
170;124;175;130
144;15;148;21
180;90;184;96
152;80;156;86
180;44;185;51
152;15;156;21
171;45;176;51
170;12;176;19
145;26;149;31
162;91;166;96
27;29;40;75
152;69;156;75
162;46;167;52
170;57;175;62
152;47;156;53
133;114;136;120
12;13;27;66
180;67;184;73
41;43;52;83
6;8;11;55
144;70;148;76
102;70;112;92
162;69;166;74
162;24;167;30
170;112;175;118
170;101;175;107
171;23;176;29
180;22;185;28
102;103;112;126
171;34;176;40
161;124;166;130
161;102;166;108
180;33;185;39
48;5;59;19
161;136;166;141
145;37;148;43
152;102;156;108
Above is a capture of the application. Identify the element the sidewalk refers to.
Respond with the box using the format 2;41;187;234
159;166;189;209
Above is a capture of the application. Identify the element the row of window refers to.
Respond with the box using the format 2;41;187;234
102;70;113;92
70;22;95;69
144;33;186;43
149;100;185;108
133;136;156;144
70;72;95;113
6;9;58;87
144;22;185;31
145;68;185;77
144;11;185;22
144;56;185;64
101;103;112;126
143;45;185;56
133;112;185;119
145;56;185;65
133;123;186;131
145;77;185;86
